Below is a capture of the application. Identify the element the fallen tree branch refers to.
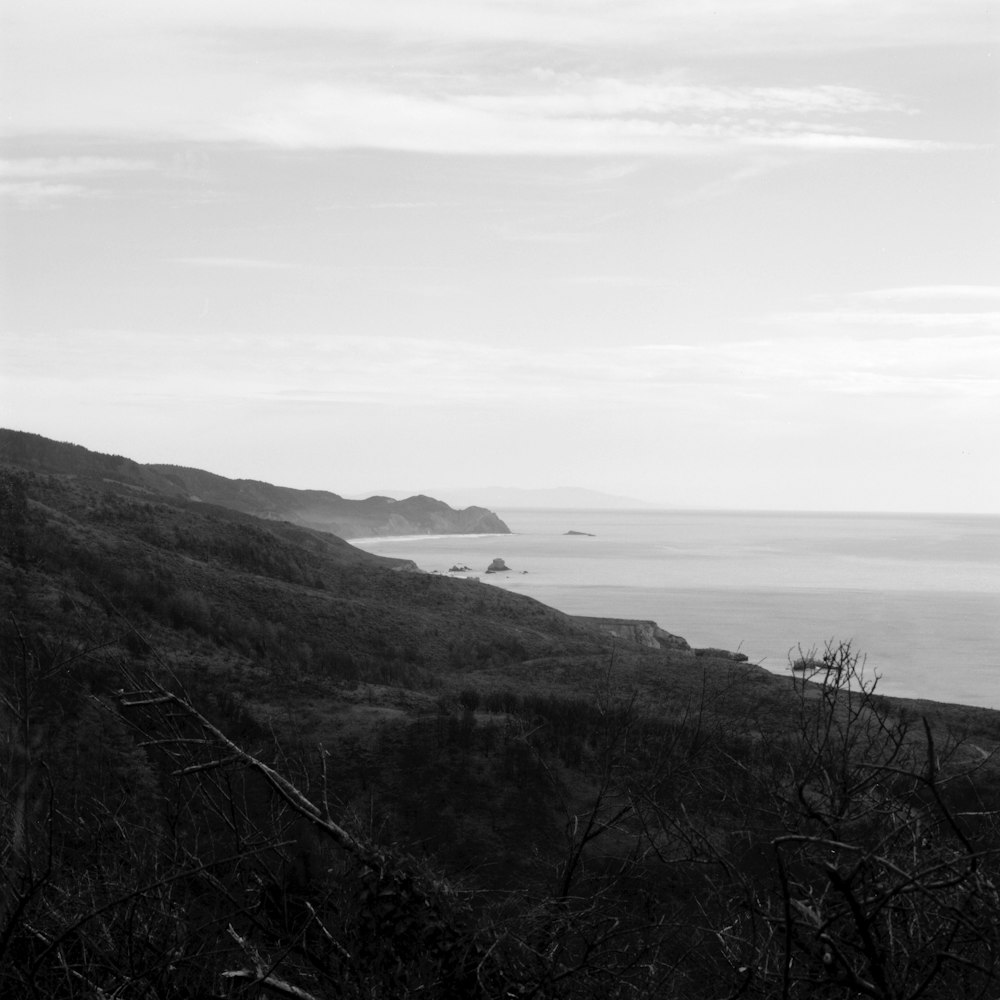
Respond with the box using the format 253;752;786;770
117;682;384;870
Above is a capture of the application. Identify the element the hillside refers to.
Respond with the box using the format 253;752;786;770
0;459;614;691
0;429;511;538
2;439;999;999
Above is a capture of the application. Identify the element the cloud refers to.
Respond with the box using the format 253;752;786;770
771;286;1000;335
465;79;911;119
169;257;296;270
0;156;157;205
369;202;455;210
6;1;994;54
776;311;1000;331
0;181;88;206
9;328;998;411
225;81;962;156
851;286;1000;302
561;275;668;289
4;2;989;155
768;285;1000;344
743;133;975;152
0;157;155;178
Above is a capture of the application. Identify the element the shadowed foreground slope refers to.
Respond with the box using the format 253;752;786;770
2;450;999;999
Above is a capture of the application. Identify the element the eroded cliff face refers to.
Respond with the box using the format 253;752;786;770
573;616;692;653
572;616;752;663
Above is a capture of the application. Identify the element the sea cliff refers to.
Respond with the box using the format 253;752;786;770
573;615;692;652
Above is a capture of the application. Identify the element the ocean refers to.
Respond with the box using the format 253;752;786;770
352;509;1000;710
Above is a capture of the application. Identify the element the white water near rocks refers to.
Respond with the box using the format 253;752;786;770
352;509;1000;710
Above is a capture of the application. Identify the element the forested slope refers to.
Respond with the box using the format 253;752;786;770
2;459;1000;999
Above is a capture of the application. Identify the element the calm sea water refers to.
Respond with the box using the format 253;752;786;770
352;510;1000;710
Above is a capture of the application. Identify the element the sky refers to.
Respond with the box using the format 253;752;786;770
1;0;998;512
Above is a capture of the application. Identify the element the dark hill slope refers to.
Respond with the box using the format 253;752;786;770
3;450;1000;999
0;464;604;691
0;429;510;538
0;428;175;493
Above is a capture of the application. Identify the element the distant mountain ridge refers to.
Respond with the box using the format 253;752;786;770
353;486;659;510
0;429;510;539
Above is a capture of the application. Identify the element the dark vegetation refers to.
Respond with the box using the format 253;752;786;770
2;443;1000;999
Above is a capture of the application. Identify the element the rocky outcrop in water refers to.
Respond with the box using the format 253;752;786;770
695;647;750;662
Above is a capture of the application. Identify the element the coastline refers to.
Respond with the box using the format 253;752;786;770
350;509;1000;711
348;531;512;545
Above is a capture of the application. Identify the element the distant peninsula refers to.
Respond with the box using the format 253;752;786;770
0;429;510;540
352;485;659;510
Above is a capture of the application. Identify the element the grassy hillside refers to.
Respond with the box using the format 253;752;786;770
2;454;999;999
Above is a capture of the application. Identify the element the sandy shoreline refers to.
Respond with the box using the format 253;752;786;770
349;532;511;545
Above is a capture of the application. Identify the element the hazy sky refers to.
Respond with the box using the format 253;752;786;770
2;1;998;511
